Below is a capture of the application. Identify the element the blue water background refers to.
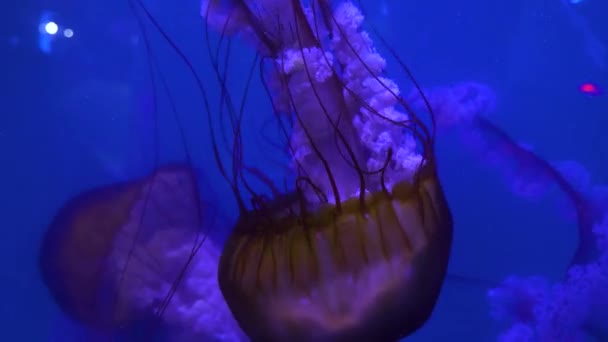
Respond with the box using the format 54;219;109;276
1;0;606;340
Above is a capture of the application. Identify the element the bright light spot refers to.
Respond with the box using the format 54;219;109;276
63;28;74;38
579;82;602;96
44;21;58;35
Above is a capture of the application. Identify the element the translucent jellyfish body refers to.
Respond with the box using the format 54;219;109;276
39;165;242;340
202;1;453;340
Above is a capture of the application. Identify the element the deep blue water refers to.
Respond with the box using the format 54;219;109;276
1;0;606;340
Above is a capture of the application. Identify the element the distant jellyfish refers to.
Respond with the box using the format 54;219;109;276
406;79;608;340
450;98;604;340
461;116;607;341
38;165;241;340
201;1;453;340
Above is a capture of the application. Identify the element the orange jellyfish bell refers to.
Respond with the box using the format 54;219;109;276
38;164;203;334
202;0;453;340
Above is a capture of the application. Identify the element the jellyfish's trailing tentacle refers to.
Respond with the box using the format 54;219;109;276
246;0;370;204
203;0;426;202
203;1;454;341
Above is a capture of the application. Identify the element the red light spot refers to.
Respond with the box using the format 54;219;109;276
579;82;601;96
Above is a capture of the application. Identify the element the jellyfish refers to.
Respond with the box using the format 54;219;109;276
38;164;243;340
198;0;453;340
408;81;608;340
477;118;608;341
38;165;199;333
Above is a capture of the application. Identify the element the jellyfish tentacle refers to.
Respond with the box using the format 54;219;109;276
372;30;437;148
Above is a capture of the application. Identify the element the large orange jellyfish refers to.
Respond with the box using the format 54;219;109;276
200;0;453;340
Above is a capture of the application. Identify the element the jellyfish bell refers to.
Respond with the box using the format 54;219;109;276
202;0;453;340
218;165;452;341
38;164;205;336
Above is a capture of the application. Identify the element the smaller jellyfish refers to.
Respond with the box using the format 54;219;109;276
408;80;608;340
481;113;604;340
39;165;200;334
466;120;607;341
201;0;452;341
39;164;242;340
